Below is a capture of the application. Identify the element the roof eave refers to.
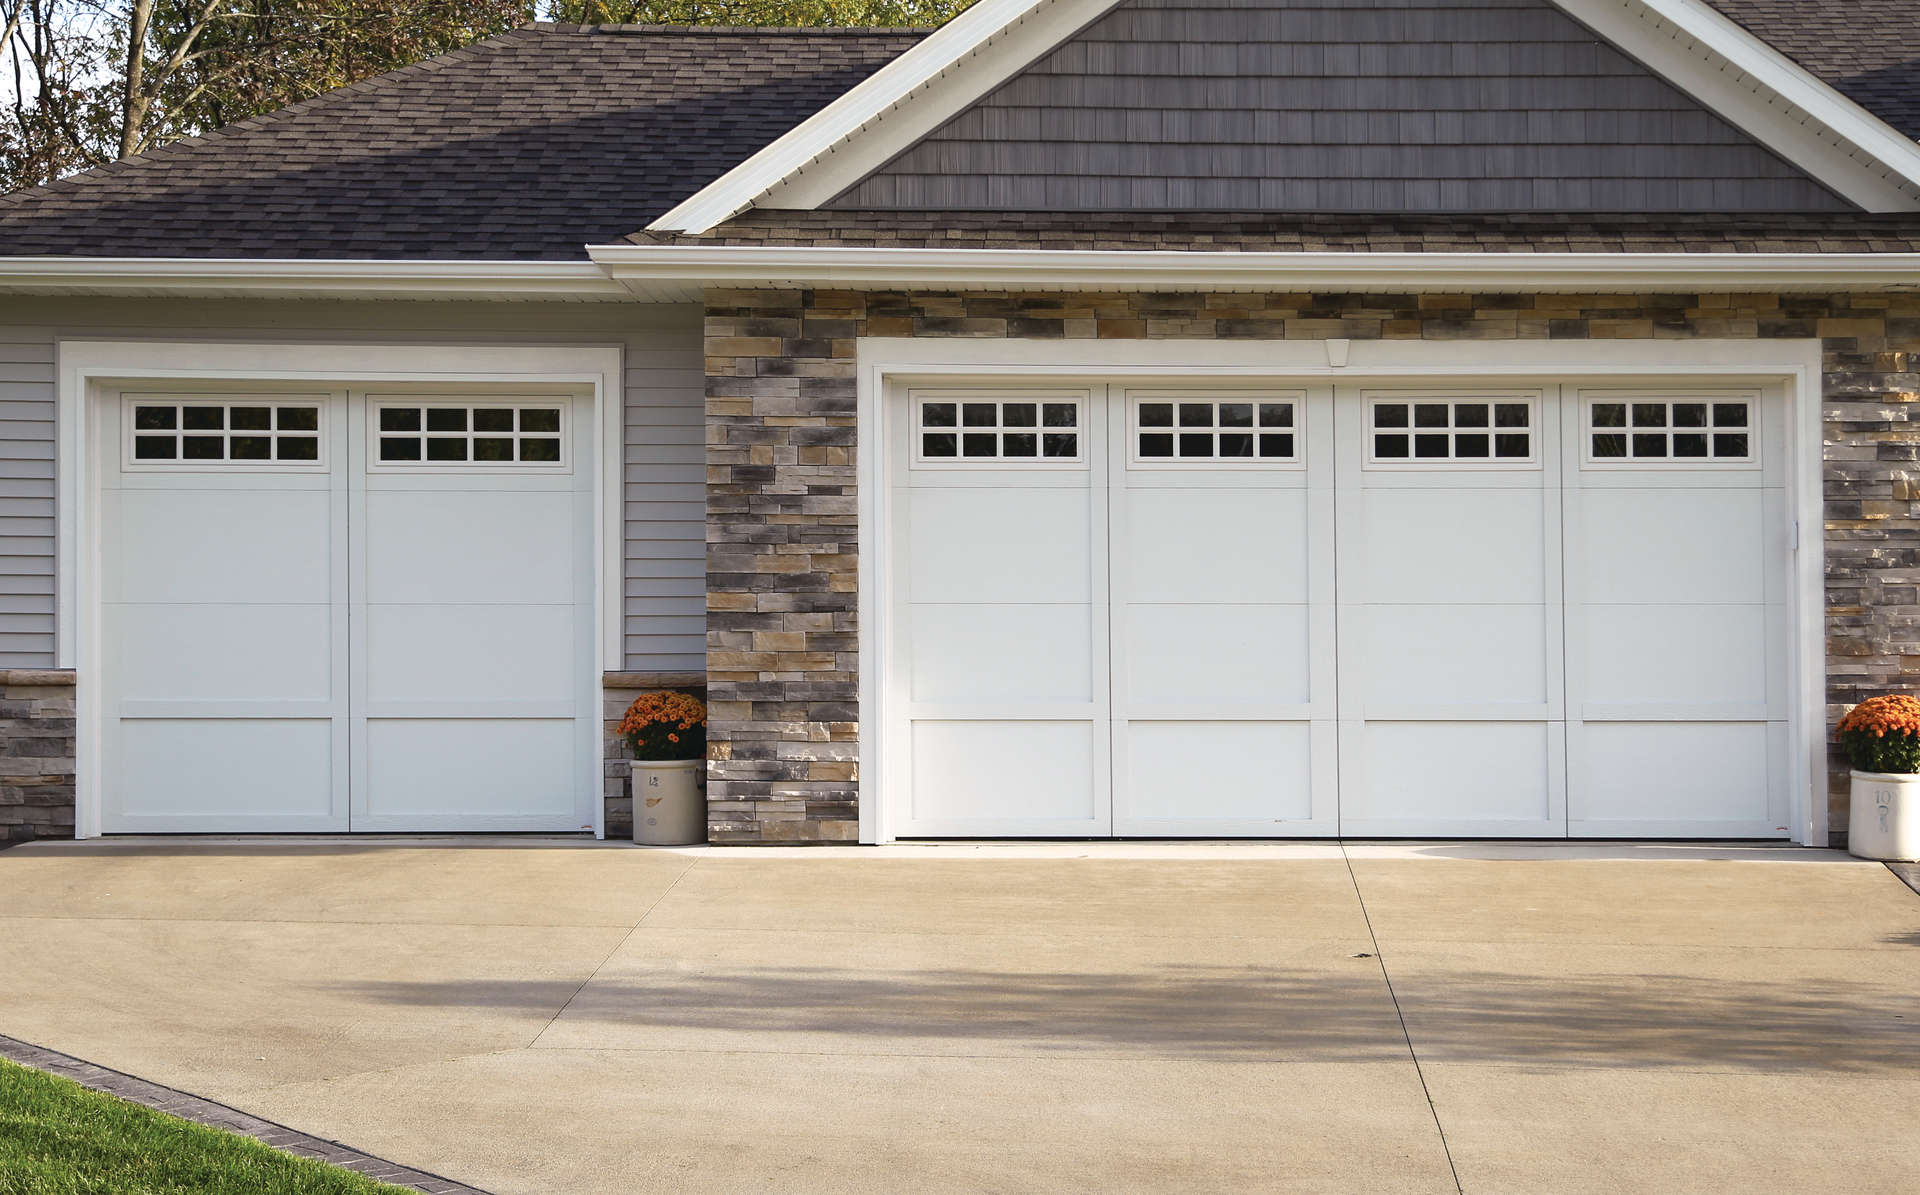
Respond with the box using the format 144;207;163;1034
0;257;634;302
589;244;1920;295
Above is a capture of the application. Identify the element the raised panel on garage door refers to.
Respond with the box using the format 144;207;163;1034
889;388;1108;836
99;393;348;831
1563;389;1790;837
351;396;598;832
1335;389;1566;836
1110;389;1336;835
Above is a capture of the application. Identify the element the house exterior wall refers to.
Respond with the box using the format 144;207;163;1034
704;287;1920;846
0;297;706;839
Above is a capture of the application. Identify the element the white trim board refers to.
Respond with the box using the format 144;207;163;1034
591;246;1920;296
56;339;625;839
855;336;1827;847
651;0;1920;232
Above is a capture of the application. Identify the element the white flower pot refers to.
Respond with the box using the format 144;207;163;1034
631;759;707;846
1849;770;1920;861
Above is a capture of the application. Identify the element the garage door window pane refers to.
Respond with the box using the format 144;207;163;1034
1588;398;1754;463
126;399;327;468
1140;399;1297;463
917;398;1084;463
1369;399;1534;464
371;403;569;469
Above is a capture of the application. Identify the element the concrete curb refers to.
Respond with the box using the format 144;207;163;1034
0;1034;493;1195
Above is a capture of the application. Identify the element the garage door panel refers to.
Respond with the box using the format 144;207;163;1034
109;603;333;702
1358;721;1557;824
1580;604;1769;705
1574;722;1772;823
1359;489;1546;604
1123;488;1309;603
363;604;575;703
908;604;1093;703
364;490;574;605
907;488;1091;603
1579;489;1765;604
113;489;333;604
116;718;334;820
1122;721;1313;821
909;720;1097;822
1126;603;1310;704
1361;604;1547;704
361;718;576;822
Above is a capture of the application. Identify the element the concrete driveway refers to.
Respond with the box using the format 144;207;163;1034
1;839;1916;1195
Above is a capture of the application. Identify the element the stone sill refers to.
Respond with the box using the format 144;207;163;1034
0;670;74;686
604;672;706;689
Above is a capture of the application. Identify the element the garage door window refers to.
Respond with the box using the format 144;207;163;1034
1133;399;1298;462
127;399;324;466
372;403;567;468
1369;399;1533;463
916;398;1081;462
1587;398;1753;462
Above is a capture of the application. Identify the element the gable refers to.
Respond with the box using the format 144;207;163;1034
827;0;1850;213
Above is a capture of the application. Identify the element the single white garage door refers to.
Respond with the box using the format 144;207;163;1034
886;382;1789;839
98;390;598;833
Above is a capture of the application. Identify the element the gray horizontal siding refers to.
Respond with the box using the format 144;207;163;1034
0;298;705;672
832;0;1852;213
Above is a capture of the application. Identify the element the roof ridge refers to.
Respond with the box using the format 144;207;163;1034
0;25;547;211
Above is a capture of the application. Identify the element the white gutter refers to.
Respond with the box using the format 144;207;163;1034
590;245;1920;293
0;257;629;299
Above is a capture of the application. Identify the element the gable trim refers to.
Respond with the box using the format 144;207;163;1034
650;0;1920;232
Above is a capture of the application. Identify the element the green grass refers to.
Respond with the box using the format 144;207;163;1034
0;1058;418;1195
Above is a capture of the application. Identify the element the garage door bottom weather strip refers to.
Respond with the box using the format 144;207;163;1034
0;1033;492;1195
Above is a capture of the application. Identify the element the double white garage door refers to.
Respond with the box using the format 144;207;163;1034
98;390;599;833
888;382;1791;838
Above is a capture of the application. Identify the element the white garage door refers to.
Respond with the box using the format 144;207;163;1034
887;382;1789;839
99;390;598;833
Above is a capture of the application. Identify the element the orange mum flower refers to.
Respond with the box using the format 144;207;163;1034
1836;694;1920;739
619;692;707;737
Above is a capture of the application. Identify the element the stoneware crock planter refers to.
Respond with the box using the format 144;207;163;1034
1849;770;1920;862
632;759;707;846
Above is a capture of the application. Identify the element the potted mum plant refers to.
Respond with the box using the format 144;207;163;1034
620;692;708;846
1837;694;1920;861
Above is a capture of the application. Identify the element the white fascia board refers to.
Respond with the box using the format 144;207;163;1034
0;257;630;300
1565;0;1920;211
646;0;1115;234
590;244;1920;293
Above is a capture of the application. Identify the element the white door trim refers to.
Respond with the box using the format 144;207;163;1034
856;336;1826;845
57;339;625;839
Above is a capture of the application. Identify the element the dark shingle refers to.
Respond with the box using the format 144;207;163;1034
1704;1;1920;141
0;24;927;260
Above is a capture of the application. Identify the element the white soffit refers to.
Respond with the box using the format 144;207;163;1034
590;245;1920;296
651;0;1920;233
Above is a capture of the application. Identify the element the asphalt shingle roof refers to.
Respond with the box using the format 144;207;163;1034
0;24;928;260
1706;1;1920;141
626;208;1920;252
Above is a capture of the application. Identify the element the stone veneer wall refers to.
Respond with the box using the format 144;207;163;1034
0;670;76;841
705;289;1920;845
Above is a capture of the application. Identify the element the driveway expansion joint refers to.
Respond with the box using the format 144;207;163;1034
0;1034;493;1195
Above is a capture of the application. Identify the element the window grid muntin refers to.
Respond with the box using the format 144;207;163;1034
370;401;568;469
126;399;325;467
915;397;1082;463
1585;396;1754;464
1367;397;1536;465
1131;397;1300;464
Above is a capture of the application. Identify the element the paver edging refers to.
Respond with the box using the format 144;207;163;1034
0;1034;493;1195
